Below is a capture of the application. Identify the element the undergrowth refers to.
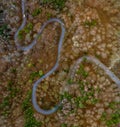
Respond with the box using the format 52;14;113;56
22;91;42;127
40;0;67;10
0;80;20;117
0;24;11;39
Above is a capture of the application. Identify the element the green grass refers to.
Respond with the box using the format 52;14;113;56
22;91;42;127
29;70;44;83
27;63;35;68
12;2;17;6
74;64;99;106
10;68;17;73
0;24;10;38
0;80;19;117
76;64;89;78
108;101;120;109
101;101;120;127
32;8;42;17
74;96;86;108
0;96;10;109
74;81;99;108
18;22;33;40
24;23;33;34
41;0;67;10
46;12;52;19
106;111;120;127
61;78;99;110
67;78;73;85
61;123;68;127
7;80;20;97
60;92;72;101
18;30;24;40
84;19;98;28
0;96;11;117
101;112;107;121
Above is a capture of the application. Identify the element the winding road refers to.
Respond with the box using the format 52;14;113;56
14;0;120;115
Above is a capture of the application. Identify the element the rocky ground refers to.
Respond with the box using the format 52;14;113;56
0;0;120;127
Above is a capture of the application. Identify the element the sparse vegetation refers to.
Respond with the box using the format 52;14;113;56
18;29;24;40
61;79;99;110
108;101;120;109
60;91;72;101
29;70;44;83
76;64;89;78
40;0;67;10
32;8;42;17
106;111;120;127
27;62;35;68
0;24;10;38
84;19;98;27
46;12;52;19
0;96;10;117
77;85;98;106
18;22;33;40
22;91;42;127
0;80;19;117
7;80;20;98
10;68;17;73
24;22;33;34
61;123;68;127
101;101;120;127
67;78;73;85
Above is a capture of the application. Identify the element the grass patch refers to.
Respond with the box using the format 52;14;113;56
61;123;68;127
24;23;33;34
10;68;17;73
74;96;86;108
106;111;120;127
0;80;19;117
0;96;11;117
61;80;99;110
32;8;42;17
0;24;11;38
67;78;73;85
60;92;72;101
18;30;24;40
83;19;98;28
76;64;89;78
7;80;20;98
18;22;33;40
108;101;120;109
27;63;35;68
29;70;44;83
74;81;99;108
41;0;67;10
101;101;120;127
22;91;42;127
46;12;52;19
